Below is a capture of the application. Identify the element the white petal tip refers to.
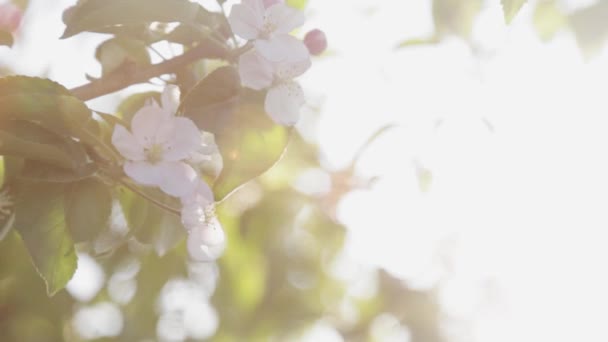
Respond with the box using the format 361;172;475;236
187;224;226;262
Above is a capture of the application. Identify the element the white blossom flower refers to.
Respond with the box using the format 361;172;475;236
187;213;226;262
112;86;202;197
180;182;225;261
228;0;309;63
180;180;214;231
238;49;310;125
263;0;284;8
187;132;223;179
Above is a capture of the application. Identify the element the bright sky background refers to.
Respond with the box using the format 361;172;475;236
3;0;608;341
302;1;608;341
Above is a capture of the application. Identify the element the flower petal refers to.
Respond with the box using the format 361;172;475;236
124;161;163;186
158;162;198;197
238;50;274;90
275;56;311;80
162;117;202;161
180;180;214;231
228;0;264;40
265;81;305;126
198;131;220;155
131;105;167;148
181;180;214;207
161;85;180;117
112;125;145;161
192;133;224;178
181;202;205;231
265;3;304;34
263;0;284;9
255;34;309;62
187;219;226;262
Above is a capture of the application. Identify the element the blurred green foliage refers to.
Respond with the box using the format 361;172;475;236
397;0;608;59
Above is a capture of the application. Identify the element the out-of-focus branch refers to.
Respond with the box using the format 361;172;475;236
70;41;229;101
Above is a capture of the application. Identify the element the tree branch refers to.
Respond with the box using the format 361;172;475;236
70;41;229;101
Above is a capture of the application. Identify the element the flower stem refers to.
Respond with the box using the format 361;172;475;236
70;41;229;101
119;180;181;216
79;126;124;163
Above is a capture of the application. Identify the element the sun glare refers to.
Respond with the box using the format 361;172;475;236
3;0;608;340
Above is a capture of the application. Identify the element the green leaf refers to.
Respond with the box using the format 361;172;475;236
87;24;152;42
0;120;97;182
0;94;89;138
0;77;94;142
181;67;289;200
97;111;130;128
165;24;204;46
0;77;105;164
65;179;112;242
13;182;77;296
2;156;24;185
0;75;71;96
165;13;231;46
533;1;566;41
116;91;160;123
118;186;184;256
19;160;98;183
0;30;13;47
433;0;482;39
395;36;440;49
2;120;89;166
62;0;210;38
135;191;182;252
287;0;308;10
179;66;240;116
502;0;527;24
95;37;151;76
118;186;148;235
212;114;288;200
570;1;608;59
0;130;75;169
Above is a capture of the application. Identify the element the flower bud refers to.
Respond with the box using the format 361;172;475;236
304;29;327;56
263;0;284;9
0;3;22;32
181;203;205;231
187;219;226;262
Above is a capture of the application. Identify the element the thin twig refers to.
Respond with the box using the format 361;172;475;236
148;44;168;61
70;41;229;101
119;180;181;216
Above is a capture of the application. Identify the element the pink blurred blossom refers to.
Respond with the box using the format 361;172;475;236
0;2;22;32
304;29;327;56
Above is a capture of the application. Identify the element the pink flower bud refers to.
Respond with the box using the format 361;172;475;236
304;29;327;56
263;0;284;9
0;3;22;32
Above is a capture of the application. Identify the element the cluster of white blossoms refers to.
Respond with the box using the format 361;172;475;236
228;0;326;126
108;2;327;261
111;86;225;262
